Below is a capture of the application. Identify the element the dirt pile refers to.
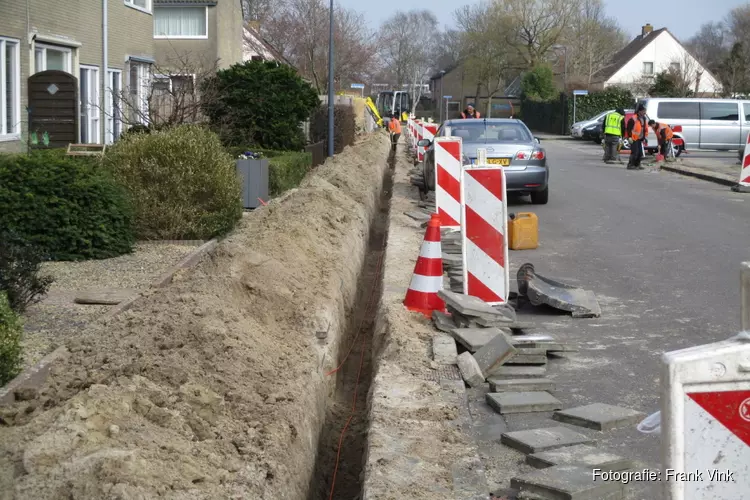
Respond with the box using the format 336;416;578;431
0;133;390;499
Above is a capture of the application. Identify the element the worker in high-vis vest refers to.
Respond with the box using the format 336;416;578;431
388;113;402;151
648;119;675;160
461;103;481;119
602;108;626;164
626;104;648;170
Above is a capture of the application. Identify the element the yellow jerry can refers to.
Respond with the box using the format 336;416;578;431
508;212;538;250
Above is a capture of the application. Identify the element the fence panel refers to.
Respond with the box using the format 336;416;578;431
305;140;326;167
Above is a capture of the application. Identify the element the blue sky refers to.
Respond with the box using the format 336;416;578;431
341;0;748;42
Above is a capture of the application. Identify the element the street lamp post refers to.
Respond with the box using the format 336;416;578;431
327;0;334;157
439;70;445;122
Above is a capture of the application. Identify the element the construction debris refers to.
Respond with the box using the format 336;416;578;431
457;352;485;387
432;334;458;365
450;327;510;352
517;263;601;318
501;426;596;454
489;378;556;393
510;465;625;499
472;330;517;374
526;444;636;470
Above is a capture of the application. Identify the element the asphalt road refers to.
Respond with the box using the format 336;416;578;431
483;138;750;498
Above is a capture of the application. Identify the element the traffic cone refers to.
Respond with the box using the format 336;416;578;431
404;213;446;317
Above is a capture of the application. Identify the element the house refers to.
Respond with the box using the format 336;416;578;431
592;24;721;96
0;0;157;152
153;0;244;80
429;62;521;120
242;22;291;64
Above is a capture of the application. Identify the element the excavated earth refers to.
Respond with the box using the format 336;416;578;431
0;133;391;499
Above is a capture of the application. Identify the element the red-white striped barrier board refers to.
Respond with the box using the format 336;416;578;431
662;332;750;498
418;124;438;162
434;136;463;229
740;132;750;187
415;120;423;153
460;161;509;304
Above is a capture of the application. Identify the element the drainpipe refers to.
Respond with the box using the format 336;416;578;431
102;0;108;144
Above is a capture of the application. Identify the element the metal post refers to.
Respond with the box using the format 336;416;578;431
573;94;577;125
102;0;108;144
327;0;334;157
563;46;568;92
742;262;750;331
445;98;449;121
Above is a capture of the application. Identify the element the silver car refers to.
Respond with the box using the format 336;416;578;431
419;118;549;205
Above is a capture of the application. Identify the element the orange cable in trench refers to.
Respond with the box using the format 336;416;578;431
326;247;386;500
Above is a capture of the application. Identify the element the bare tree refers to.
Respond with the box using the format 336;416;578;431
560;0;627;86
497;0;581;70
260;0;377;93
687;21;728;73
455;2;515;115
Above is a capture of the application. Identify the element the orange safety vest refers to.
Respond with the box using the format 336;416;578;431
656;123;674;140
389;119;402;134
630;117;648;141
461;110;481;119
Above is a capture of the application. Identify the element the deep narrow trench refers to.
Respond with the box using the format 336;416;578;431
307;153;395;500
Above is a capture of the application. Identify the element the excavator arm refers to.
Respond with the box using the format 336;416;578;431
365;97;385;128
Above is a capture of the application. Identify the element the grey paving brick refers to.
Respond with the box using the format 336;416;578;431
487;365;547;378
501;426;596;454
449;327;503;352
457;352;485;387
489;378;556;393
505;354;548;365
486;391;563;414
432;334;458;364
526;444;636;471
511;464;625;499
553;403;646;431
472;330;517;373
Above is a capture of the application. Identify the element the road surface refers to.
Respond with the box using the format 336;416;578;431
476;138;750;498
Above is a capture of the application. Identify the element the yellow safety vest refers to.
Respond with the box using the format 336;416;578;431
604;112;624;136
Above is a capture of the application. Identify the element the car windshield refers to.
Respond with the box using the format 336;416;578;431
445;122;532;143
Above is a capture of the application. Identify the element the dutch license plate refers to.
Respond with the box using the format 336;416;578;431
487;158;511;166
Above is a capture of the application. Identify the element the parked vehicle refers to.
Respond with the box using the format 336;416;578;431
638;98;750;152
418;118;549;204
590;109;635;144
570;110;612;138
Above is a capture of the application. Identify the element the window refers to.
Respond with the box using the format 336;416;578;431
125;0;150;12
670;62;681;72
700;102;739;121
446;122;532;143
0;37;21;138
251;55;263;62
35;43;73;73
643;62;654;75
128;61;152;126
106;69;122;144
657;101;699;120
79;66;100;144
154;7;207;38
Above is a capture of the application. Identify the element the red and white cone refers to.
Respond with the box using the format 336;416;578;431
404;213;445;317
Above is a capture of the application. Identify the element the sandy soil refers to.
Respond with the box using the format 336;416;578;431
0;133;390;500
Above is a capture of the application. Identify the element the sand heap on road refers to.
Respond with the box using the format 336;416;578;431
0;133;390;499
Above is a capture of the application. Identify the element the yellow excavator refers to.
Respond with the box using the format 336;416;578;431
365;97;384;128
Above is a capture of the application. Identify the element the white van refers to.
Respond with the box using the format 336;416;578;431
639;98;750;151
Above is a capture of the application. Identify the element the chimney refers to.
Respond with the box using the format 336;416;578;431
642;24;653;37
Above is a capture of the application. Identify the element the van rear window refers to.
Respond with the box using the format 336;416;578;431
700;102;739;121
657;102;699;119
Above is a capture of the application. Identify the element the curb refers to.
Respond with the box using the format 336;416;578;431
0;238;219;406
660;163;737;187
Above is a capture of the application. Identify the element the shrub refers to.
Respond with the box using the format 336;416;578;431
566;87;634;125
202;60;320;150
310;105;356;154
521;64;557;102
269;152;313;196
0;232;54;314
103;125;242;240
0;151;135;261
0;292;23;385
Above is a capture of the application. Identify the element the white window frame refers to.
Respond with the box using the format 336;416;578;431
670;62;681;72
0;36;21;140
643;61;654;76
105;69;123;144
35;43;73;74
128;60;152;126
79;65;100;144
152;73;196;92
153;6;209;39
124;0;151;14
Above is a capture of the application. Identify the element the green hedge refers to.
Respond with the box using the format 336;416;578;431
269;152;313;196
0;151;135;260
0;291;24;386
103;125;242;241
310;105;356;154
566;87;635;126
